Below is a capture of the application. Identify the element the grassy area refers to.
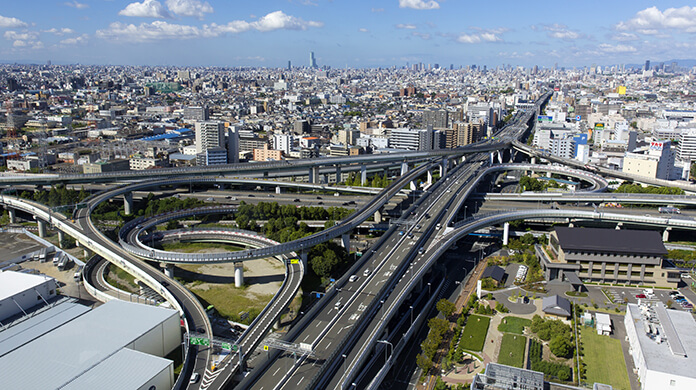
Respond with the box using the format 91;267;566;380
498;316;532;335
105;264;139;291
581;326;631;390
160;242;245;253
189;284;273;324
460;315;491;351
498;334;527;368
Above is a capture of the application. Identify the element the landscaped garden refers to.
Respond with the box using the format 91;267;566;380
497;334;527;368
580;326;631;390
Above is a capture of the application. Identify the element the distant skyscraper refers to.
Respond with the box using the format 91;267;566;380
644;60;651;71
310;51;317;68
288;60;291;70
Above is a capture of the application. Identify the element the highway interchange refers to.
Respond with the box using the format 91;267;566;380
4;90;696;390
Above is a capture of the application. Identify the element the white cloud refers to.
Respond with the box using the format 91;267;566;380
44;27;75;36
4;30;42;49
396;24;417;30
543;24;582;40
457;31;502;44
165;0;213;20
119;0;172;19
412;32;431;40
0;15;28;28
97;10;323;41
371;8;384;13
60;34;89;45
64;1;88;9
398;0;440;10
597;43;637;53
358;28;368;33
611;32;639;41
617;6;696;34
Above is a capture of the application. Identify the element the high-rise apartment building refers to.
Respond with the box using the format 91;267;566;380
389;128;433;151
184;106;209;121
195;121;226;165
273;133;292;154
423;110;448;129
310;52;317;68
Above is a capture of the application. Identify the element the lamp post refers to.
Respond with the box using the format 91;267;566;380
427;282;432;296
409;305;414;325
377;339;393;363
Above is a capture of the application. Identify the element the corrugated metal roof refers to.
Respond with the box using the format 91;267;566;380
61;348;172;390
0;301;89;357
0;300;178;390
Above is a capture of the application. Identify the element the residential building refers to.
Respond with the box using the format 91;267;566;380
423;109;448;129
82;159;130;173
253;144;283;161
623;140;674;180
389;128;433;151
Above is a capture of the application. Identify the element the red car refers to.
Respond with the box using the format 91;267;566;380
635;294;646;299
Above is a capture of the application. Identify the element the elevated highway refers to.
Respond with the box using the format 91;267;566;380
478;192;696;206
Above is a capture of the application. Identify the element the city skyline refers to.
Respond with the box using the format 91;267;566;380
0;1;696;68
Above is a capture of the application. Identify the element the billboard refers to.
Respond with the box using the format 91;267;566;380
594;123;605;131
617;86;626;95
537;115;553;122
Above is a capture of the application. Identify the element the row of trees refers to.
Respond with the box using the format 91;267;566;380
235;201;353;222
529;338;572;381
17;185;90;211
519;176;567;192
343;172;392;188
614;183;685;195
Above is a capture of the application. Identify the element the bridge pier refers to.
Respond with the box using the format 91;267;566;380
531;157;536;165
341;233;351;252
235;264;244;288
461;155;466;163
162;263;175;278
83;248;91;259
663;227;671;242
300;252;308;269
58;231;65;248
335;165;342;183
410;181;417;191
440;158;449;177
37;220;47;238
374;209;382;223
124;192;133;215
309;166;320;184
497;150;503;164
401;162;409;176
427;170;433;185
489;152;495;165
276;186;281;194
502;222;510;246
615;222;623;230
8;209;16;223
361;165;367;186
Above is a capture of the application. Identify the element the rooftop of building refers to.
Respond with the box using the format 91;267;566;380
0;270;54;301
626;303;696;379
553;227;667;256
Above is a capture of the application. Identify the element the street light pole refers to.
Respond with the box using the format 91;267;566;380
410;305;413;324
427;282;432;296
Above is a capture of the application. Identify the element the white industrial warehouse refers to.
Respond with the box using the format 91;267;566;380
0;270;57;322
624;303;696;390
0;298;181;390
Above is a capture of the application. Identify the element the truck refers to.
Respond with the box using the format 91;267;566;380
658;206;680;214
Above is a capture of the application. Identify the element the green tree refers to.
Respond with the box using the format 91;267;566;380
549;334;574;358
416;353;433;373
436;299;456;318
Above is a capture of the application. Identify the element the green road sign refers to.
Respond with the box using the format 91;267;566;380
190;337;210;346
221;343;238;352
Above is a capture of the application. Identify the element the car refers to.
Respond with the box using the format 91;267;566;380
408;233;414;238
418;247;425;255
225;195;232;199
416;225;421;229
399;231;405;236
349;275;358;282
335;301;343;310
635;294;646;299
363;269;371;277
669;291;680;296
293;199;301;202
206;197;215;201
267;194;274;197
189;373;200;384
318;201;324;205
316;196;322;200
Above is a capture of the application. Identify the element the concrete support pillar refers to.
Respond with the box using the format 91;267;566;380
547;171;552;178
335;165;342;183
496;150;503;164
401;162;409;176
663;227;671;242
124;192;133;215
531;157;536;165
263;171;269;178
427;170;433;185
37;220;47;238
374;209;382;223
439;164;444;177
503;222;510;246
410;181;417;191
163;263;175;278
568;222;574;228
490;152;495;165
383;168;389;178
58;231;65;248
615;222;623;230
235;264;244;287
441;159;448;177
341;233;350;251
83;248;91;259
361;165;367;186
300;252;308;269
276;186;281;194
309;166;320;184
461;155;466;163
8;209;16;223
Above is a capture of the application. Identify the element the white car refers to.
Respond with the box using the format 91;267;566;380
349;275;358;282
189;372;200;384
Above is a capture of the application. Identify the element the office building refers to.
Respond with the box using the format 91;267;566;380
338;129;359;146
543;227;679;287
623;140;674;180
423;110;448;129
645;60;651;71
389;128;433;151
196;147;227;166
183;106;209;121
273;133;292;154
294;120;310;134
678;129;696;163
625;303;696;390
227;126;239;164
310;51;317;68
82;159;131;173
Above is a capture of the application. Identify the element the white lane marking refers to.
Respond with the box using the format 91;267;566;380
298;376;304;385
273;367;281;376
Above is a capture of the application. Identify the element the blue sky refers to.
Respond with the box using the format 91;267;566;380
1;1;695;68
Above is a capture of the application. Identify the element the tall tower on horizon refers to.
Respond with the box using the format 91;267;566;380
310;51;317;68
